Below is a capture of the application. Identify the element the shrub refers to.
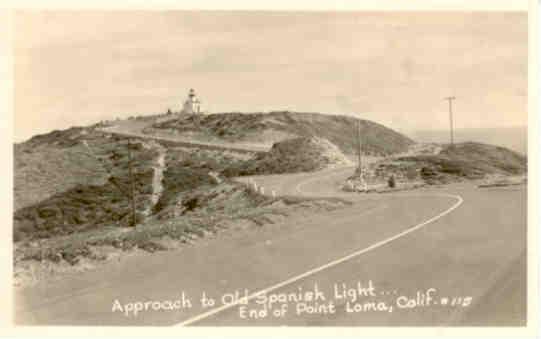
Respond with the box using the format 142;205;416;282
388;175;396;188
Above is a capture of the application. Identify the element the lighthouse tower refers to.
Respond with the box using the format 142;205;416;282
181;88;201;115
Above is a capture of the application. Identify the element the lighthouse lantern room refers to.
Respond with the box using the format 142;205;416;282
181;88;201;115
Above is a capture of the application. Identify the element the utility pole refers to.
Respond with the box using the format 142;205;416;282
357;119;362;176
444;96;456;147
81;138;138;227
127;138;137;227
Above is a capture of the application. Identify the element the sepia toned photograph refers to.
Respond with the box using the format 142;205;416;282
6;4;535;332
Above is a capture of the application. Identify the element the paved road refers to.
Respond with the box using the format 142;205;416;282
15;166;526;326
99;122;269;153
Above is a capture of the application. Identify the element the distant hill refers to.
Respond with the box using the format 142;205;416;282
418;142;525;175
386;142;527;184
408;127;527;155
150;111;415;156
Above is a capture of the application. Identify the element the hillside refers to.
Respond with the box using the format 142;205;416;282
357;142;527;188
149;111;414;156
13;125;353;278
14;128;163;241
13;116;529;284
14;127;127;210
401;142;526;181
223;137;353;177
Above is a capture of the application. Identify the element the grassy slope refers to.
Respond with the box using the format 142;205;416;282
14;127;348;244
14;128;159;241
14;126;117;210
152;111;415;155
393;142;527;184
222;137;352;177
15;120;528;270
16;180;350;267
14;144;108;211
14;125;354;270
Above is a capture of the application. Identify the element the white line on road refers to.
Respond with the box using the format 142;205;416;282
175;193;464;326
294;168;352;195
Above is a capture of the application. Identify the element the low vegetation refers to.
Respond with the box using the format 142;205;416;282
13;125;352;280
345;142;527;192
397;142;527;184
223;137;352;176
150;111;414;156
14;126;167;235
14;114;527;285
14;180;350;270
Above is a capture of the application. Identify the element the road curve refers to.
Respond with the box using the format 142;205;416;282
176;187;463;326
191;166;526;326
15;166;526;326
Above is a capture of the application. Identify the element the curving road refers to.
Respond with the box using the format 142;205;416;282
98;123;269;153
15;166;527;326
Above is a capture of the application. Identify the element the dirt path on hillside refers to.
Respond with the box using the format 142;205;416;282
151;151;166;207
142;142;166;217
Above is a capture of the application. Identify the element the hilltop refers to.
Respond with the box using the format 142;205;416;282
414;142;526;184
147;111;415;156
399;142;527;182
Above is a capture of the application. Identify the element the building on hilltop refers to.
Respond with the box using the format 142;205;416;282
181;88;201;115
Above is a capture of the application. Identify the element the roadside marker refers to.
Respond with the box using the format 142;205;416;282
260;187;265;195
272;190;276;198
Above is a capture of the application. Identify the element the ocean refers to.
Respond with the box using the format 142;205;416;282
407;127;528;155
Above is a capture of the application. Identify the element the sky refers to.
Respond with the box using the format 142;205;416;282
14;11;527;142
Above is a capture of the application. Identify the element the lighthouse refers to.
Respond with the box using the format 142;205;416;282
181;88;201;115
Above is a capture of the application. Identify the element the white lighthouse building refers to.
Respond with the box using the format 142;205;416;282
181;88;201;115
